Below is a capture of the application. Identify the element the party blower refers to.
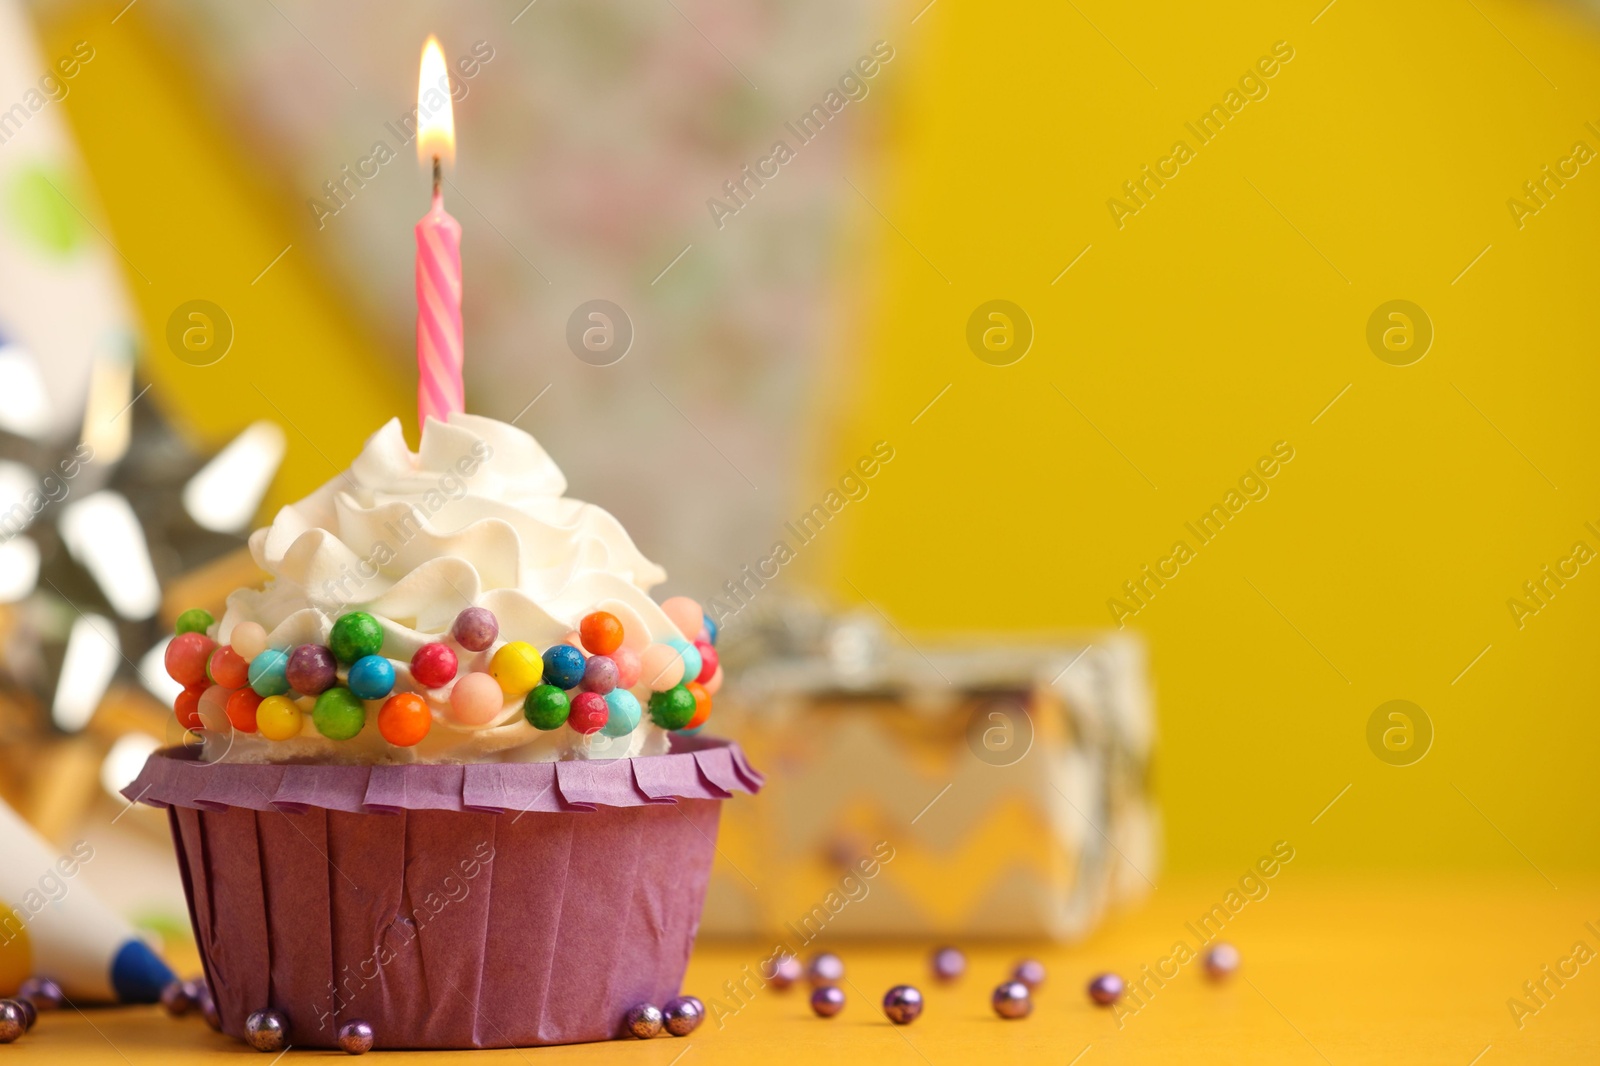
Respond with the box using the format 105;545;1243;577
0;798;174;1004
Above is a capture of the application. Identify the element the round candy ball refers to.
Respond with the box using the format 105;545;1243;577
1204;942;1240;980
704;664;724;696
581;655;618;694
662;996;702;1037
411;643;458;688
207;645;249;689
330;612;383;665
661;596;703;639
624;1003;662;1039
286;644;337;696
337;1018;375;1054
647;686;697;730
174;686;205;732
160;980;197;1018
225;689;263;733
174;608;214;636
931;946;966;982
541;644;586;690
451;607;498;652
244;1008;289;1052
379;693;432;747
640;644;683;691
1013;958;1047;989
256;695;303;741
992;980;1032;1019
766;953;802;990
600;689;641;737
523;685;571;730
810;985;845;1018
450;672;504;725
347;655;396;700
882;985;923;1025
16;976;62;1009
0;1000;24;1044
1087;972;1124;1006
682;681;712;730
11;999;33;1032
702;612;718;646
808;952;844;987
693;641;718;684
665;639;701;690
313;687;366;741
611;645;642;689
489;642;543;696
569;691;609;735
197;684;231;731
578;611;624;655
230;622;268;661
247;648;291;697
165;632;216;687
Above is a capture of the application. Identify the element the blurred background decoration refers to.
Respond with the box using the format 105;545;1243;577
0;0;1597;965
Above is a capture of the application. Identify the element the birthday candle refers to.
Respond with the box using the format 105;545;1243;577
415;36;463;429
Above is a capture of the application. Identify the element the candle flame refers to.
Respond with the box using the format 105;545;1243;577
417;36;455;166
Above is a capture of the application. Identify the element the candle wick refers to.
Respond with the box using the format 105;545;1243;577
432;155;442;198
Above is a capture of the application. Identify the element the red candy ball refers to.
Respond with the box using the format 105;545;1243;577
165;633;217;688
410;643;459;689
174;686;206;731
578;611;624;656
693;641;718;684
208;646;249;689
569;691;610;735
225;689;264;733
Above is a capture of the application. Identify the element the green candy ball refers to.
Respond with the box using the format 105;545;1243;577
329;612;383;665
648;686;697;730
523;685;571;731
313;687;366;741
175;608;214;636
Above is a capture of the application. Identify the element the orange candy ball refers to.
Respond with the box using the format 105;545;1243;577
174;686;206;731
684;681;712;730
379;693;432;747
225;688;264;733
579;611;624;656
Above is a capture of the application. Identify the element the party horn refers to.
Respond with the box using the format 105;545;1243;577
0;796;174;1003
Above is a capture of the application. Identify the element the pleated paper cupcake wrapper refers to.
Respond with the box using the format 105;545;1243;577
123;737;763;1050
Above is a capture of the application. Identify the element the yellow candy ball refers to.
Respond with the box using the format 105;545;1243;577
256;695;304;741
489;641;543;697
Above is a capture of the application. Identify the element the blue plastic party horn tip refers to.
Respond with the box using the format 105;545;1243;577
111;939;176;1004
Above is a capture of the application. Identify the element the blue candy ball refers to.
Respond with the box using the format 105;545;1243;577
601;688;642;737
666;638;701;689
702;613;718;646
247;648;291;697
347;655;395;700
542;644;586;690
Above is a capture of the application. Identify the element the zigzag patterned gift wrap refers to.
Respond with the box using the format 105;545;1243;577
698;627;1156;941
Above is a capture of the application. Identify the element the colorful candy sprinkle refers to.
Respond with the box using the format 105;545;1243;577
702;612;718;646
578;611;624;656
693;641;718;684
247;648;291;697
329;612;383;665
641;643;684;691
174;608;213;636
569;691;609;734
489;641;544;696
347;655;396;700
661;596;703;640
523;685;570;730
666;639;702;690
224;688;263;733
611;645;642;688
682;681;712;730
581;655;618;694
174;686;205;731
703;664;724;696
230;622;268;662
378;693;431;747
165;633;216;688
647;686;697;730
256;695;303;741
411;643;458;688
207;645;249;690
449;672;503;725
451;607;498;652
313;687;366;740
600;689;641;737
541;644;586;690
286;644;337;696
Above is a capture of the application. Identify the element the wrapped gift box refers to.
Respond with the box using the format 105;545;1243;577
700;608;1157;941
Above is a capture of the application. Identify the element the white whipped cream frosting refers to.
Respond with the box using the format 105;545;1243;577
207;413;679;764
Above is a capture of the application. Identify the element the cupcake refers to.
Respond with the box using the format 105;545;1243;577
126;413;759;1049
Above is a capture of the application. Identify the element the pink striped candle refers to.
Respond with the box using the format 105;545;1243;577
415;188;463;427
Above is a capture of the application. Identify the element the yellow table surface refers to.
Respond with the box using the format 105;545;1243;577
9;875;1597;1064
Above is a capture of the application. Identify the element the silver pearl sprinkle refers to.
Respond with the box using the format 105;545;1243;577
244;1009;289;1052
624;1003;663;1039
882;985;923;1025
0;1001;26;1044
337;1019;375;1054
992;981;1032;1019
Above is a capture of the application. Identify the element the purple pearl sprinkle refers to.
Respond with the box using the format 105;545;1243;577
624;1003;663;1039
882;985;923;1025
160;980;195;1018
452;607;499;652
931;946;966;982
1088;973;1125;1006
1013;958;1047;989
0;1001;24;1044
286;644;337;696
13;999;35;1033
16;977;62;1010
810;985;845;1017
195;984;221;1032
808;952;844;986
766;953;803;990
662;996;702;1037
245;1009;289;1052
581;655;619;694
992;981;1032;1019
1204;942;1240;979
337;1019;375;1054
